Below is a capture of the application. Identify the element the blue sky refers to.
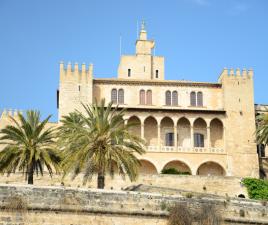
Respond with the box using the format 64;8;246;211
0;0;267;121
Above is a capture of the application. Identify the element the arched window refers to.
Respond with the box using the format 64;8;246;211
146;90;152;105
118;89;124;104
156;70;159;78
197;92;203;107
165;91;171;106
190;91;196;106
172;91;178;106
140;90;145;105
111;89;117;104
128;69;131;77
194;133;204;147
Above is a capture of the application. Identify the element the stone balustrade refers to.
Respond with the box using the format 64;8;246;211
147;145;225;154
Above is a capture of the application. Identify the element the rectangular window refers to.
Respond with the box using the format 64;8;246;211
156;70;159;78
194;133;204;147
165;132;174;146
128;69;131;77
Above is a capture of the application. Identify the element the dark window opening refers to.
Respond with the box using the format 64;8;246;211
128;69;131;77
165;132;174;146
194;133;204;147
156;70;159;78
57;90;59;109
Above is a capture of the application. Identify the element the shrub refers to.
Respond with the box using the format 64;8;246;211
161;168;191;175
242;178;268;200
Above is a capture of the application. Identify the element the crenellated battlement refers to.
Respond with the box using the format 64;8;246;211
0;109;23;119
218;68;253;82
59;61;93;83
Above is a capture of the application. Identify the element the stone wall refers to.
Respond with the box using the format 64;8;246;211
0;173;247;198
0;184;267;225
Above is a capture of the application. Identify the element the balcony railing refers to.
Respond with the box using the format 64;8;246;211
147;146;225;154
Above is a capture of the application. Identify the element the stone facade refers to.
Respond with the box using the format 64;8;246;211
0;184;267;225
56;24;259;178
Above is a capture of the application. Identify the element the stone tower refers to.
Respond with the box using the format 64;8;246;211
219;68;259;177
58;62;93;120
117;21;164;80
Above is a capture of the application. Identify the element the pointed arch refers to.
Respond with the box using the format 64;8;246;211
118;89;124;104
190;91;196;106
197;91;203;106
140;89;145;105
111;89;117;104
172;91;178;106
146;90;152;105
165;91;171;106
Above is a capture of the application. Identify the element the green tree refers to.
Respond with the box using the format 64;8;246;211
256;113;268;145
0;111;62;184
58;99;145;189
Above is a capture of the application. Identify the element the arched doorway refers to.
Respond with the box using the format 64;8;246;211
197;161;225;176
163;160;192;174
161;117;174;146
210;118;224;148
193;118;207;147
177;117;191;147
139;160;158;175
144;116;158;146
127;116;141;137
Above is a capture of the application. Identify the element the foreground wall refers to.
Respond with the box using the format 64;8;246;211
0;184;267;225
0;173;247;198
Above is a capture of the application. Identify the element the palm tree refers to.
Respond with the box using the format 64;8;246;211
0;110;62;184
58;99;145;189
256;113;268;145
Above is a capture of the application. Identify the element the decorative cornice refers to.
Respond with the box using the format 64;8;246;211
93;78;222;88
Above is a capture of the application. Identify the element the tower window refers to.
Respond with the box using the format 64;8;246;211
78;85;81;92
156;70;159;78
128;69;131;77
144;66;146;72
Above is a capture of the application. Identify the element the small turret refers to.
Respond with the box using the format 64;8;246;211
58;61;94;120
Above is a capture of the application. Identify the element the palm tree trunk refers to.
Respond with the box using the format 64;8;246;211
97;172;105;189
28;164;34;185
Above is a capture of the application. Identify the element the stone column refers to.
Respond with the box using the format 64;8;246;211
141;122;144;139
223;126;226;152
157;124;161;150
174;125;177;149
190;126;194;148
207;126;210;148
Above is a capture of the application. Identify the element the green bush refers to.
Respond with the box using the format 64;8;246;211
161;168;191;175
242;178;268;200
